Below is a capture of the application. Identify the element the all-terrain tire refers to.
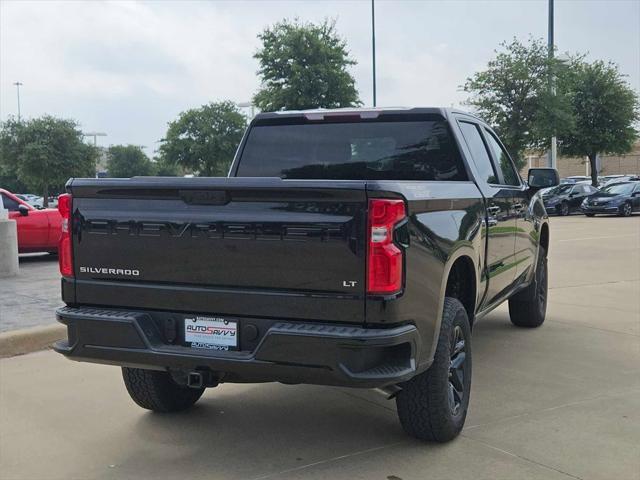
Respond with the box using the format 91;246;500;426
508;246;548;328
122;367;204;412
396;298;472;442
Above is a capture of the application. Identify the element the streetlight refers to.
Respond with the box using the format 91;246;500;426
547;0;556;169
13;82;23;122
83;132;107;147
237;101;255;118
371;0;377;107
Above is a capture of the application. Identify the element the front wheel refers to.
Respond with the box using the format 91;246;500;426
508;246;548;328
619;202;633;217
558;202;570;216
395;298;472;442
122;368;204;412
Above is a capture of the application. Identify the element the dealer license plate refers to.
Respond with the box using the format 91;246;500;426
184;316;238;351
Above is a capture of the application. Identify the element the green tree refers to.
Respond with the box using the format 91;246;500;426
159;101;246;177
107;145;153;177
152;155;181;176
0;116;96;206
462;37;574;169
253;19;361;111
559;60;639;186
0;131;27;192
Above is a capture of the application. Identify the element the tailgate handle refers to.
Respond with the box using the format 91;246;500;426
180;190;229;205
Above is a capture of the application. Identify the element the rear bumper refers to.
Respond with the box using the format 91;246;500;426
54;306;421;388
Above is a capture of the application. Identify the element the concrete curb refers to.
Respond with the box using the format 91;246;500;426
0;324;66;358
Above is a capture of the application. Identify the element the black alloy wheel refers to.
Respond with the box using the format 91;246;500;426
536;254;548;318
448;325;467;416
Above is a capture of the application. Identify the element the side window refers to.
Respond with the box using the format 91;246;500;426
458;121;498;184
1;194;21;211
483;129;520;186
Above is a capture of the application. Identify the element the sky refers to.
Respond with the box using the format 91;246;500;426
1;0;639;155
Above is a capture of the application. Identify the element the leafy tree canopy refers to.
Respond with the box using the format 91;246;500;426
152;155;181;176
107;144;153;178
0;116;96;205
462;37;574;169
559;60;639;185
253;19;361;111
159;101;247;177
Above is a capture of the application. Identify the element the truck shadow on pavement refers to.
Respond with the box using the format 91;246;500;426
129;381;410;478
115;312;523;478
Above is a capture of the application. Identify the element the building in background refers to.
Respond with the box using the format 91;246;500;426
523;141;640;178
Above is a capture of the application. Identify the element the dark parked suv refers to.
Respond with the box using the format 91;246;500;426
54;108;558;442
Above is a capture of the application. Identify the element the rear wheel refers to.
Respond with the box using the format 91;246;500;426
619;202;633;217
508;246;547;328
122;367;204;412
396;298;472;442
585;213;595;217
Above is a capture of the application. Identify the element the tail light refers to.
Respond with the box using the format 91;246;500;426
367;198;406;295
58;193;73;277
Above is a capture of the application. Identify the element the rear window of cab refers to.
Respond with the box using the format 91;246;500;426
237;118;467;182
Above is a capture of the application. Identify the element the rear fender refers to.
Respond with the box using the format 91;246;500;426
427;246;479;363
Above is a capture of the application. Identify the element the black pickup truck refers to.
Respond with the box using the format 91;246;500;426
54;108;559;442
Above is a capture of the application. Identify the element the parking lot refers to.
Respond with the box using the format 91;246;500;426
1;214;639;480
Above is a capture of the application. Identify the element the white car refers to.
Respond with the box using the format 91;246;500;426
16;194;44;209
603;175;640;187
560;176;591;185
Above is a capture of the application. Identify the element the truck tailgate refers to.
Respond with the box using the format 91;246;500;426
68;178;368;323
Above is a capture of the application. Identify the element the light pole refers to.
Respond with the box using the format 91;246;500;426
547;0;556;169
83;132;107;147
237;102;255;118
371;0;377;107
13;82;23;122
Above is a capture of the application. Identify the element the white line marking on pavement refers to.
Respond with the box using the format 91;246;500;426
549;279;640;290
249;442;404;480
557;234;639;242
461;436;586;480
464;387;640;431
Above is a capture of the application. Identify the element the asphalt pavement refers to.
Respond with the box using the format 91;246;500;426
1;215;639;480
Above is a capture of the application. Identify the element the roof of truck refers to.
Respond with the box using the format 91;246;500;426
253;107;483;122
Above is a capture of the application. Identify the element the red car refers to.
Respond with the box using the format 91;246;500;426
0;188;62;253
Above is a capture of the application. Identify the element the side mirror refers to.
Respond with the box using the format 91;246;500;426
528;168;560;190
18;204;29;216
